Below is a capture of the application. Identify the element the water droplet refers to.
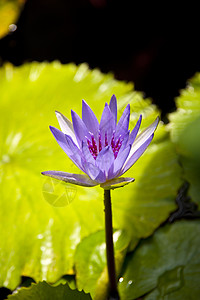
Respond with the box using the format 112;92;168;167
9;24;17;32
119;277;124;283
113;230;121;243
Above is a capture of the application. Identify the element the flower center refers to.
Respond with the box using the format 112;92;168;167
87;132;122;160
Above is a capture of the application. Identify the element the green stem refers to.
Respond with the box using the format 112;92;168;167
104;189;120;299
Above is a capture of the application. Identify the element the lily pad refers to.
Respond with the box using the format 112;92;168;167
7;281;92;300
118;220;200;300
74;230;133;300
168;73;200;207
0;62;181;290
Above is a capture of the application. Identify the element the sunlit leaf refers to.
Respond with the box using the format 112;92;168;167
0;62;181;290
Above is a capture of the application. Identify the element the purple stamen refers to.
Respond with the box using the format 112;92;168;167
87;131;123;160
87;134;98;159
99;132;102;152
91;134;98;157
87;132;103;159
111;134;123;158
111;135;115;149
105;132;108;147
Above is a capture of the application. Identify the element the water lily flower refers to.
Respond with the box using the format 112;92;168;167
42;95;159;189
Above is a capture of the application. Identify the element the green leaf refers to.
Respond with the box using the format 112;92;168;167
168;73;200;207
7;281;92;300
0;62;181;290
74;230;133;300
118;220;200;300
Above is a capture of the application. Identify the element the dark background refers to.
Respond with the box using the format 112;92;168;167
0;0;199;115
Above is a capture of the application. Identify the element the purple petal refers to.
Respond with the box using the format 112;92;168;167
50;126;84;172
99;104;115;147
109;94;117;124
129;114;142;145
100;177;135;190
120;134;154;175
115;104;130;135
82;141;95;164
113;144;131;176
115;113;130;140
118;130;130;153
71;110;89;148
96;146;115;177
128;117;159;159
55;111;78;146
94;169;107;183
82;161;106;183
82;100;99;141
41;171;97;187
